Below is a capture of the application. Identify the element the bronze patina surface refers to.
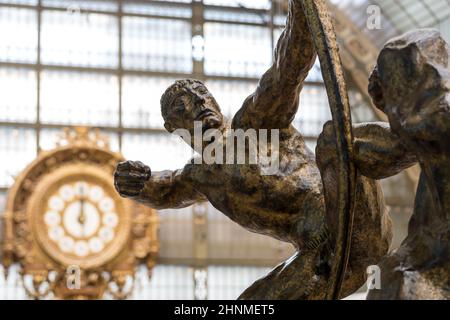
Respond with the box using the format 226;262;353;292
366;29;450;300
114;0;423;299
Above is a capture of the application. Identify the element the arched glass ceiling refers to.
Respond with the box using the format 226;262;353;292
330;0;450;48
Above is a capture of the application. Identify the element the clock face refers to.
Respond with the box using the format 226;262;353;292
29;164;131;269
44;181;119;257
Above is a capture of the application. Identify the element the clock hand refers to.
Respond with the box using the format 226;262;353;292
78;187;86;237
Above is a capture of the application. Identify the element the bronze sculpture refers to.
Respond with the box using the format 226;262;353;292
366;29;450;299
114;0;448;299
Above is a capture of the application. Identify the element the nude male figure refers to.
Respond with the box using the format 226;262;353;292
114;0;417;299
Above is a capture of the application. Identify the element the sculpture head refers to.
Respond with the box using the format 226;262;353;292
160;79;224;136
369;29;450;146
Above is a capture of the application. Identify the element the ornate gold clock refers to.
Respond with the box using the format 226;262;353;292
1;127;159;299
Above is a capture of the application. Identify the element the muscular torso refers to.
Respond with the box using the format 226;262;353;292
115;0;417;298
180;123;392;298
183;125;326;248
118;121;398;297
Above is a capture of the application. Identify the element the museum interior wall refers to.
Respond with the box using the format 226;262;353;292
0;0;449;299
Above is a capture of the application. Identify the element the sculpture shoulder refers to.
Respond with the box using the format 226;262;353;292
230;95;253;130
180;156;202;179
181;156;219;184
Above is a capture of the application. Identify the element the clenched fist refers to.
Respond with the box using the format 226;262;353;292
114;160;151;198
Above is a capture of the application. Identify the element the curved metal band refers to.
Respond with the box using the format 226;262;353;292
301;0;357;300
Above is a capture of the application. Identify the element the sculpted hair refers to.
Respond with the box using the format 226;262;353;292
160;79;205;121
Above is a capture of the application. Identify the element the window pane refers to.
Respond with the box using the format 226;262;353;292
157;207;194;261
41;10;118;67
0;0;38;5
274;13;287;27
40;70;119;126
204;7;269;24
122;17;192;73
204;23;271;77
122;76;177;129
207;266;271;300
0;67;37;123
0;7;37;63
39;128;119;153
131;265;194;300
122;132;193;172
204;0;270;10
207;203;293;262
147;0;191;3
42;0;118;12
0;0;37;4
0;264;27;300
349;89;377;123
0;127;36;187
123;1;191;18
204;79;256;119
306;59;324;83
293;85;331;137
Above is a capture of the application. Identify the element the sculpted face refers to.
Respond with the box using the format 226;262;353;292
369;30;450;145
161;80;223;135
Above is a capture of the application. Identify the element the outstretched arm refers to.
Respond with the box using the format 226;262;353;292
114;161;206;210
317;121;418;180
233;0;316;130
353;123;418;179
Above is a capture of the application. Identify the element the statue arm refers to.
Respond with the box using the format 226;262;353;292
317;121;418;180
114;161;206;210
134;169;206;210
232;0;316;130
353;122;419;179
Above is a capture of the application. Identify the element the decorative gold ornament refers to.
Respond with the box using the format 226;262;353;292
1;127;159;300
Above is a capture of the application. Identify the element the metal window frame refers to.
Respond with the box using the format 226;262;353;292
0;0;323;154
0;1;324;273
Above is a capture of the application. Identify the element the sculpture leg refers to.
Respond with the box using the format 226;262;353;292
238;250;328;300
367;254;450;300
316;122;393;298
368;172;450;300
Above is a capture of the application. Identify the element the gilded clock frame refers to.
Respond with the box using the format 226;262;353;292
1;127;159;299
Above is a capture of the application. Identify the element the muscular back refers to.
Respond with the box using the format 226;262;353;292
183;125;326;248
